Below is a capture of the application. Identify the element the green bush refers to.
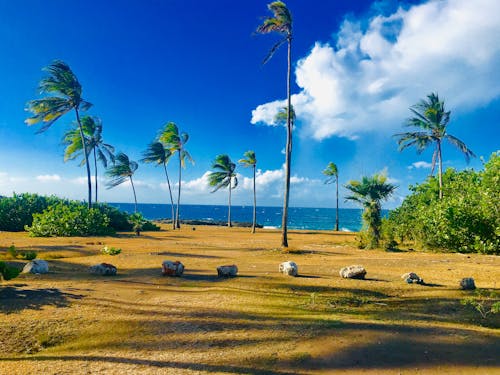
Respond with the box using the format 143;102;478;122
384;152;499;254
101;246;122;255
95;203;133;231
0;261;20;281
5;245;37;260
26;203;114;237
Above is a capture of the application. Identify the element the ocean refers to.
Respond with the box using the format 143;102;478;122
108;203;371;232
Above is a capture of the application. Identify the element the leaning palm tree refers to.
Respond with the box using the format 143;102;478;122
159;122;194;228
239;150;257;233
323;162;339;231
25;60;93;207
62;116;115;203
105;152;139;213
257;1;293;247
345;173;397;249
208;155;238;227
395;93;475;199
141;141;175;229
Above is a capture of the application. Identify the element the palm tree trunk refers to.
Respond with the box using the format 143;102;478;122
130;176;138;213
281;35;292;248
163;162;176;230
252;164;256;234
75;109;92;209
228;182;232;227
437;141;443;199
176;152;181;229
93;148;98;203
335;177;339;231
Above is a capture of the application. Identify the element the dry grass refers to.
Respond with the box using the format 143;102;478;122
1;225;499;375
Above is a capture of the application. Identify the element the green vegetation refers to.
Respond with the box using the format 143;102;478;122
395;93;475;199
384;152;499;254
208;155;238;227
158;122;194;229
0;261;20;281
345;173;397;249
323;162;339;231
257;1;293;247
6;245;37;260
105;152;139;213
101;245;122;256
25;60;94;208
142;141;176;229
239;150;257;233
461;290;500;319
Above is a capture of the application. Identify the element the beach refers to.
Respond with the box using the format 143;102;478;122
1;225;499;374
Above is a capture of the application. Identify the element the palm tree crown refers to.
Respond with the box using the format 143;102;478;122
159;122;194;228
25;60;93;207
395;93;475;199
106;152;139;213
323;162;339;231
345;173;397;248
239;151;257;233
208;154;238;227
256;1;292;64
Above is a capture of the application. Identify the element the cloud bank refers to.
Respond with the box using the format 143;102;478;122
252;0;500;140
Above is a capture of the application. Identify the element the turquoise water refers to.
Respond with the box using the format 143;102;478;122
108;203;370;232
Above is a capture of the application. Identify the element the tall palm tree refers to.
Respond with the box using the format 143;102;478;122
62;116;115;203
239;150;257;233
25;60;93;207
208;155;238;227
105;152;139;213
159;122;194;228
257;1;293;247
323;162;339;231
345;173;397;248
141;141;175;229
395;93;475;199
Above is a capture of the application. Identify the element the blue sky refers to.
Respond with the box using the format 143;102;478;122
0;0;498;208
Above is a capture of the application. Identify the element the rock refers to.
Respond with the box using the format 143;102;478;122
89;263;117;276
339;265;366;279
22;260;49;274
460;277;476;290
402;272;424;284
279;261;298;276
162;260;184;276
217;264;238;277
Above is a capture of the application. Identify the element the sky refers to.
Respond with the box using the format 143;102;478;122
0;0;498;209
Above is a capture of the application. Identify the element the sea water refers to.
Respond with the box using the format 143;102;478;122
108;203;373;232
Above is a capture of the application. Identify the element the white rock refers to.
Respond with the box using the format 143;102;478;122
339;265;366;279
22;260;49;274
279;261;298;276
89;263;117;276
402;272;424;284
162;260;184;276
217;265;238;277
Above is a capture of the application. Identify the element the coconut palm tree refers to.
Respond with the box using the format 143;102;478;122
239;150;257;233
257;1;293;247
62;116;115;203
323;162;339;231
345;173;397;248
208;155;238;227
141;141;175;229
25;60;93;207
105;152;139;213
395;93;475;199
159;122;194;228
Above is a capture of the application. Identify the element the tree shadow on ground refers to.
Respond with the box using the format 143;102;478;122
0;286;84;314
150;251;221;259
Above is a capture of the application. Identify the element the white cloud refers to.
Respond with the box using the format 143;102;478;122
251;0;500;140
409;161;433;169
36;174;61;182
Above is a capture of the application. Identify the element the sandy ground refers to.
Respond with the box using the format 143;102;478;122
1;225;499;375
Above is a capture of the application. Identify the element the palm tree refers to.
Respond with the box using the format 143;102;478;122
257;1;293;248
25;60;93;207
159;122;194;228
395;93;475;199
105;152;139;213
141;141;175;229
323;162;339;231
62;116;115;203
345;173;397;248
239;150;257;233
208;155;238;227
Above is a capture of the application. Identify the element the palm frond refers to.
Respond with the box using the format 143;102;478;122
262;37;287;65
239;150;257;167
445;134;476;162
